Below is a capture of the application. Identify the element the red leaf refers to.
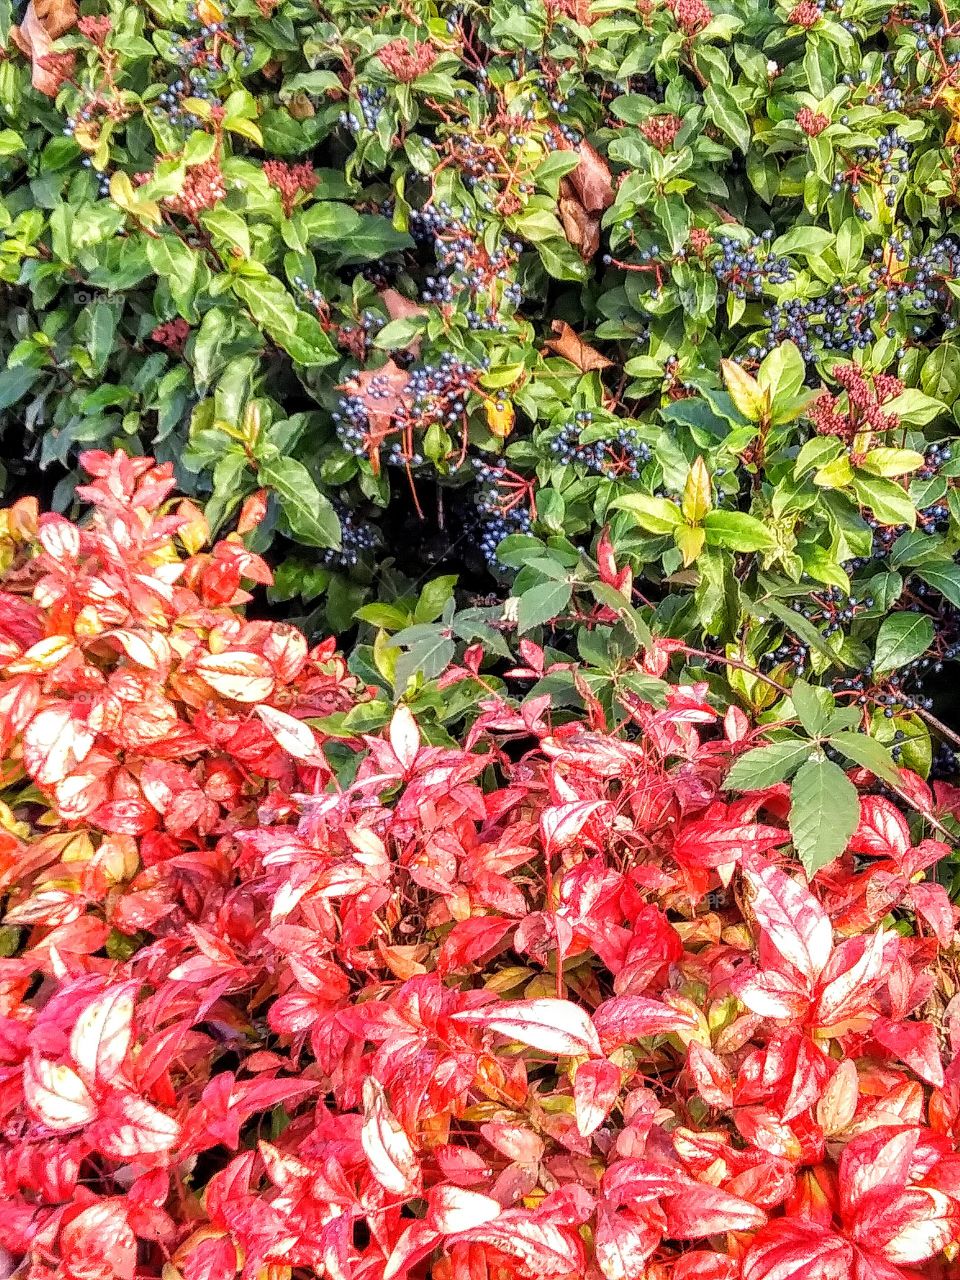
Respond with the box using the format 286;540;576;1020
593;994;699;1052
873;1018;944;1087
743;1221;853;1280
573;1058;620;1136
848;795;910;858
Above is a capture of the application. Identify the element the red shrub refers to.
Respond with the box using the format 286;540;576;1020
0;454;959;1280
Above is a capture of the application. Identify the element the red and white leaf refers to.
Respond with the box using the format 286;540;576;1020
742;853;832;981
687;1040;734;1109
453;997;603;1058
593;994;700;1052
23;705;95;786
573;1058;620;1136
427;1185;502;1234
24;1055;97;1131
361;1077;420;1197
388;705;421;771
195;650;275;702
94;1090;180;1158
848;795;910;859
70;981;137;1087
742;1221;853;1280
665;1183;767;1237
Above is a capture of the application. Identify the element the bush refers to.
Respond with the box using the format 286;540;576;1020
4;0;960;714
2;458;960;1279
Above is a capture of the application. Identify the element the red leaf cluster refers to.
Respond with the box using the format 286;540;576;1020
1;456;959;1280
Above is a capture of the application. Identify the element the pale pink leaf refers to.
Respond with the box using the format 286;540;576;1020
665;1184;767;1237
254;705;322;763
816;1059;858;1136
389;705;421;771
453;998;602;1058
687;1040;733;1109
427;1185;502;1234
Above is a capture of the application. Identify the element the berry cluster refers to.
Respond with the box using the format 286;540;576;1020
340;86;386;134
830;127;911;216
323;507;379;568
548;413;652;480
711;233;793;300
474;461;535;568
412;205;523;327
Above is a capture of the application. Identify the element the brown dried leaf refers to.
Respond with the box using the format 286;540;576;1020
544;321;613;373
337;359;411;475
11;0;77;95
559;186;601;261
569;140;614;214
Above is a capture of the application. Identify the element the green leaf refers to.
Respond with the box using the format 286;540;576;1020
703;510;777;551
789;757;860;877
259;457;341;549
791;680;832;737
611;494;682;533
917;562;960;608
232;275;298;338
588;581;653;649
827;731;899;784
851;475;917;529
414;575;458;623
873;612;934;675
703;84;751;151
724;739;812;790
517;580;573;633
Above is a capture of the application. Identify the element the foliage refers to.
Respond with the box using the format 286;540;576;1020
4;0;960;713
2;459;960;1279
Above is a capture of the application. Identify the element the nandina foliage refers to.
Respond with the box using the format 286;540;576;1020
1;457;960;1280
